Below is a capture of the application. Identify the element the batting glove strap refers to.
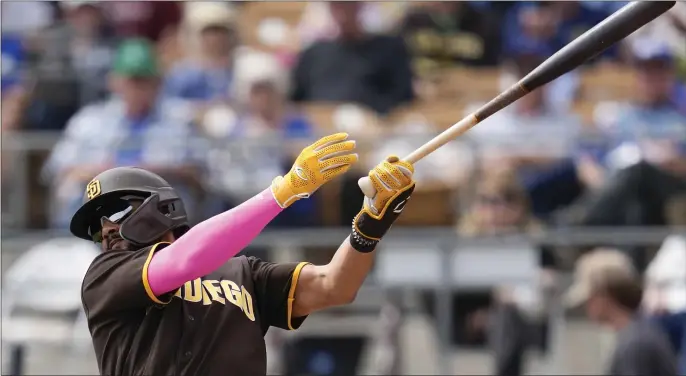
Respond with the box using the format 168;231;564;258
350;223;379;253
349;184;415;253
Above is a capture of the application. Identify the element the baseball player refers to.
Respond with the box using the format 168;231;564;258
71;132;415;375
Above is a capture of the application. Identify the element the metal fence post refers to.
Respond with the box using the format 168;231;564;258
437;241;454;375
9;343;25;375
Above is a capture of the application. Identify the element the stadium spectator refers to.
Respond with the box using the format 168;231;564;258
626;2;686;63
296;2;408;50
565;249;678;376
41;38;203;229
398;1;502;77
653;312;686;375
570;41;686;232
501;2;556;61
420;170;559;376
290;1;414;115
200;50;317;227
230;51;313;140
55;1;116;106
501;2;615;62
469;54;584;218
644;235;686;375
499;4;583;112
544;2;615;59
459;169;559;376
22;1;117;131
164;3;239;103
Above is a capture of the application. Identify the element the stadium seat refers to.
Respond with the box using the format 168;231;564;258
394;183;456;226
389;101;466;131
2;238;99;351
432;67;502;102
299;102;383;136
578;64;637;101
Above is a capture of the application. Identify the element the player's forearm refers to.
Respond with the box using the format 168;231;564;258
323;237;375;303
147;188;283;295
291;237;374;317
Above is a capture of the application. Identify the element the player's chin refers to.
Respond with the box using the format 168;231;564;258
109;239;133;251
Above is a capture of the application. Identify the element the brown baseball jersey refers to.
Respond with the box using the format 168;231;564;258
81;242;310;376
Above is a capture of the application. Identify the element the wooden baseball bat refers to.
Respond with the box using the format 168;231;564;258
359;0;676;198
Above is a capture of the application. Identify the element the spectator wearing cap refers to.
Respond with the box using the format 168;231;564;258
569;41;686;233
42;38;203;229
200;50;317;227
290;1;414;115
625;2;686;65
566;249;677;376
163;3;238;103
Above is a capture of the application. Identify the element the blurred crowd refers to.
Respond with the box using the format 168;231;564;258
2;1;686;374
2;0;686;229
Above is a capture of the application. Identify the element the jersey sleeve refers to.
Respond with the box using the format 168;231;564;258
247;256;311;331
81;243;175;318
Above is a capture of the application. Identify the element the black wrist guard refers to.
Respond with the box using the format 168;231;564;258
349;184;415;253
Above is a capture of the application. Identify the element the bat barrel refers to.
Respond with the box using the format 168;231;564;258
520;1;676;91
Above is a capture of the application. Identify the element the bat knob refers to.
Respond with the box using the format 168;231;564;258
358;177;376;199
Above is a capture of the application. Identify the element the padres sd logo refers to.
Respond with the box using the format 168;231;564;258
86;180;101;200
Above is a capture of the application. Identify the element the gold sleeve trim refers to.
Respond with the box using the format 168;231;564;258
287;262;311;330
142;242;173;305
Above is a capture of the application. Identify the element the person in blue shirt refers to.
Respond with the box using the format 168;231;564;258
653;312;686;375
546;2;617;59
201;50;318;227
1;33;26;131
501;2;556;60
501;2;617;62
1;33;23;94
163;3;238;103
43;39;204;228
568;42;686;232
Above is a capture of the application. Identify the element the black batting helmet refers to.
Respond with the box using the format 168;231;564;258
70;167;189;246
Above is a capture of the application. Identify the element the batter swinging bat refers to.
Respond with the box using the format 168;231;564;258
359;0;676;198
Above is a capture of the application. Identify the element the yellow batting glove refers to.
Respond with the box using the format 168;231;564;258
271;133;358;208
350;155;415;252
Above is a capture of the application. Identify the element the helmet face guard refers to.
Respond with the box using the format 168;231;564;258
118;188;187;246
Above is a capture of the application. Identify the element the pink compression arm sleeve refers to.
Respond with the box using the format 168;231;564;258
146;188;283;296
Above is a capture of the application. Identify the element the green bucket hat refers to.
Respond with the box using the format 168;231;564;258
112;38;159;77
